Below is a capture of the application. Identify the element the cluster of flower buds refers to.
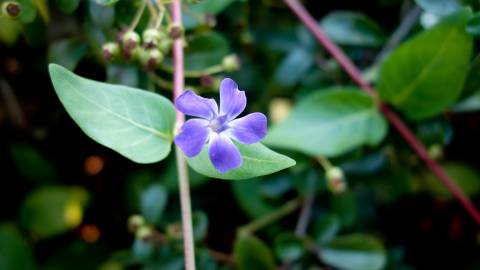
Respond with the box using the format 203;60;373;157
1;1;21;19
325;166;347;194
127;214;153;241
102;27;173;71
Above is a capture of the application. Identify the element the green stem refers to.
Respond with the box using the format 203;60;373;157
128;0;147;31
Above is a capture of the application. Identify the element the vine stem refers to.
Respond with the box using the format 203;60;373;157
170;0;197;269
283;0;480;224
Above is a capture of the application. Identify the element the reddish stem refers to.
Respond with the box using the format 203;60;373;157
283;0;480;224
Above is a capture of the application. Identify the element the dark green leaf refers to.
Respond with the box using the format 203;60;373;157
48;64;176;164
274;48;315;87
17;0;37;23
232;179;278;219
95;0;120;6
48;39;88;71
273;233;305;262
265;88;387;157
234;234;276;270
0;224;37;270
331;191;357;228
466;12;480;37
89;1;115;28
54;0;80;13
140;184;168;226
192;211;209;242
9;143;59;183
377;9;473;120
186;143;296;180
312;214;340;244
20;186;88;239
184;32;229;71
320;12;386;47
318;234;386;270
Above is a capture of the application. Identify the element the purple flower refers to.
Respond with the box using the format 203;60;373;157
174;78;267;173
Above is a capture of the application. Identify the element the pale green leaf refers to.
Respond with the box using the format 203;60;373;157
265;88;387;157
48;64;176;164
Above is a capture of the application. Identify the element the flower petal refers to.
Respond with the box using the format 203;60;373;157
219;78;246;120
176;90;218;120
174;119;210;157
208;133;242;173
226;112;268;144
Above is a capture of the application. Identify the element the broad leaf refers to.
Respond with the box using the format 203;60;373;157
377;9;473;120
234;234;276;270
186;143;296;180
49;64;176;164
140;184;168;226
0;224;37;270
320;11;386;47
318;234;386;270
265;88;387;157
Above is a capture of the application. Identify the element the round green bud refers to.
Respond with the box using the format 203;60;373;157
428;144;443;160
325;167;347;194
222;54;241;72
142;29;161;49
127;214;146;233
122;31;140;51
139;48;163;70
2;1;21;19
135;226;153;241
102;42;120;62
158;38;172;54
166;222;183;240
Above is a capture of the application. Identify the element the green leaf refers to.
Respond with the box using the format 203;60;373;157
0;18;22;46
318;234;386;270
415;0;462;16
273;233;305;262
192;211;209;242
9;143;59;183
320;12;386;47
17;0;37;23
453;91;480;113
312;214;340;244
234;234;276;270
20;186;88;239
48;64;176;164
54;0;80;13
186;143;296;180
183;0;238;29
232;179;278;219
466;12;480;37
95;0;120;6
0;224;37;270
184;32;229;71
274;48;315;87
462;53;480;98
265;88;387;157
331;191;357;228
89;1;115;29
48;39;88;71
140;184;168;226
377;9;473;120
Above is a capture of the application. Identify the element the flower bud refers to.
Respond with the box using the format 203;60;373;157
166;222;183;240
325;167;347;194
122;31;140;51
222;54;241;72
168;24;183;39
158;38;172;53
102;42;119;62
2;1;21;19
139;48;163;70
428;144;443;160
142;29;161;49
135;226;153;241
127;214;145;233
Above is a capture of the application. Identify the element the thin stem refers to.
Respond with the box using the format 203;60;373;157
146;0;158;27
128;0;147;31
170;0;197;269
283;0;480;225
155;0;165;29
294;176;316;237
316;156;333;170
238;198;302;234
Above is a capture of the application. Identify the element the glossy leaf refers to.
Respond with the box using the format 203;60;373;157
54;0;80;13
186;143;296;180
20;186;88;239
234;234;276;270
415;0;462;16
140;184;168;226
318;234;386;270
320;11;386;47
0;224;37;270
48;39;88;71
377;9;473;120
48;64;176;164
265;88;387;157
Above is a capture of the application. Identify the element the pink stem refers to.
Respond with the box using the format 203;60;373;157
171;1;197;269
283;0;480;224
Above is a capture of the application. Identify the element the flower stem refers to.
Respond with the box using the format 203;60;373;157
170;0;196;269
283;0;480;225
128;0;147;32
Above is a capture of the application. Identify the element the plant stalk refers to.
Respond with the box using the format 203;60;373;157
170;0;197;269
283;0;480;224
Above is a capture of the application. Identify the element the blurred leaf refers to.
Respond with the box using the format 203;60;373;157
132;239;154;263
0;18;22;46
48;64;176;164
234;234;276;270
184;32;229;71
160;157;210;191
274;48;315;87
265;88;387;157
0;224;37;270
186;143;296;180
141;183;168;226
54;0;80;13
83;19;108;62
317;234;386;270
32;0;49;23
415;0;462;16
48;39;88;71
320;12;386;47
232;179;277;219
273;233;305;262
20;186;88;239
341;152;388;176
466;12;480;37
17;0;37;23
421;162;480;200
377;9;473;120
89;1;115;28
192;211;209;242
416;120;452;145
331;191;357;228
461;53;480;98
106;64;139;87
312;214;340;244
183;0;238;29
95;0;120;6
9;143;59;183
453;91;480;113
